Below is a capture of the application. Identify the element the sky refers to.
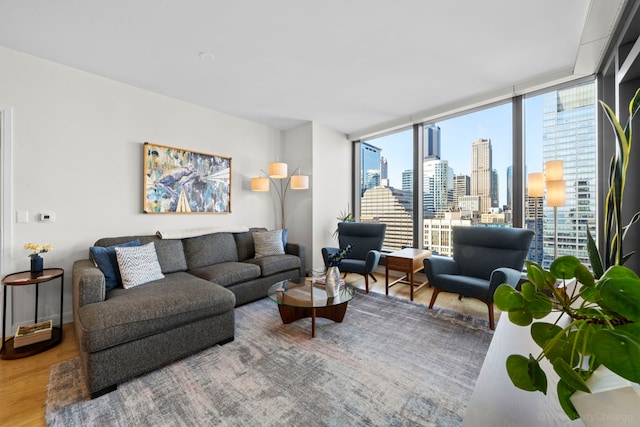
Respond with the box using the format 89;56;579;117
368;96;545;207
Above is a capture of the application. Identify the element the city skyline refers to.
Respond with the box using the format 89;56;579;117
365;98;545;208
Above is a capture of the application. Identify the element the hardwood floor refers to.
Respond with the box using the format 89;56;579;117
0;271;495;426
0;323;78;427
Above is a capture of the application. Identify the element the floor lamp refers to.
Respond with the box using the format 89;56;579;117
251;162;309;229
545;160;565;259
527;172;544;263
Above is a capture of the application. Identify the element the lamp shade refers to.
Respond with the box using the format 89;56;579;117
545;160;564;182
268;162;288;179
251;177;269;192
290;175;309;190
546;180;566;207
528;173;544;198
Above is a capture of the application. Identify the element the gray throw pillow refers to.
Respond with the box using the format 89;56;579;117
253;229;285;258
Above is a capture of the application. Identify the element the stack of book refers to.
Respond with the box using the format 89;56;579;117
14;319;52;348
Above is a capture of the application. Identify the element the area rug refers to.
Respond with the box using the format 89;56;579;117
46;291;493;426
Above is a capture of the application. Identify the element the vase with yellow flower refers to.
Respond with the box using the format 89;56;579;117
24;243;52;275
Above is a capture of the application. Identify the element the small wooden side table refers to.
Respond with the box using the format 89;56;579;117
385;248;432;301
1;268;64;359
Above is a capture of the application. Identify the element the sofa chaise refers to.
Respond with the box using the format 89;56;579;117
72;227;305;397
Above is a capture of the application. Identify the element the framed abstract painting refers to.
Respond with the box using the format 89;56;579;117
143;142;231;213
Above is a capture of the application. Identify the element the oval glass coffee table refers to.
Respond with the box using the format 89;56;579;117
267;278;355;338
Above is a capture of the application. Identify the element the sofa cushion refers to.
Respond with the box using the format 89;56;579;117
183;233;239;269
243;254;300;277
152;239;188;274
189;262;261;287
116;242;165;289
90;239;141;292
77;272;235;353
234;228;263;261
93;235;188;274
253;229;285;258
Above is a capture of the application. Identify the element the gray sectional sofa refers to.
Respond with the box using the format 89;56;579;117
72;227;305;397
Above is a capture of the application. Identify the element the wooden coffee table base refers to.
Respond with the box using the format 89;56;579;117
277;302;349;338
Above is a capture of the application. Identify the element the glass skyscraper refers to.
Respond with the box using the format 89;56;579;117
541;82;596;268
360;142;381;193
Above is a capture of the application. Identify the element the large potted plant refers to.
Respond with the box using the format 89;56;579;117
494;88;640;420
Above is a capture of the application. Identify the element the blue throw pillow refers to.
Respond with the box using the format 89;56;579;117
90;240;141;291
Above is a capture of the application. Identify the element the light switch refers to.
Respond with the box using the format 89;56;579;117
17;211;29;223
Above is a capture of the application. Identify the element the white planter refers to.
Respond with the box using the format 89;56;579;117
570;365;640;426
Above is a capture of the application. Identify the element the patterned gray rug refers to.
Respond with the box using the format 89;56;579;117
46;291;493;426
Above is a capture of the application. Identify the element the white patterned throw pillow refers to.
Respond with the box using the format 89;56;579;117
253;229;285;258
115;242;165;289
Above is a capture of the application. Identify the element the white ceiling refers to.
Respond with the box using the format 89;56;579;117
0;0;627;138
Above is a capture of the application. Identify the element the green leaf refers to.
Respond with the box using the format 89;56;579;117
601;265;639;281
494;285;524;311
524;295;553;319
550;256;581;280
526;262;547;290
552;358;590;393
530;322;562;349
544;334;577;365
521;282;538;301
556;380;580;420
579;285;600;303
586;227;604;279
574;264;595;288
506;354;547;394
592;329;640;383
508;309;533;326
600;277;640;321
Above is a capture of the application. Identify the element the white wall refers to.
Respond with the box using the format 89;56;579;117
311;122;351;272
281;121;351;274
282;123;313;273
0;46;285;329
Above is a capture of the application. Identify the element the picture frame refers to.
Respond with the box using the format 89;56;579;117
143;142;231;214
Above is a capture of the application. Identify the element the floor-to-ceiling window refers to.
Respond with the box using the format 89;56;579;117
524;81;596;269
423;103;512;256
355;80;597;265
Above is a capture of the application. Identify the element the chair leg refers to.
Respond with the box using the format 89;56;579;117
429;288;440;309
364;274;369;293
369;273;377;282
487;303;495;330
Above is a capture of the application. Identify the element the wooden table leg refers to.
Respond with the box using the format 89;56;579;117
409;270;414;301
277;302;349;338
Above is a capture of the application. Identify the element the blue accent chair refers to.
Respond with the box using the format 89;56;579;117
423;226;534;329
322;222;387;293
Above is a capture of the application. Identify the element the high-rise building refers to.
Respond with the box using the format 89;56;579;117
471;138;492;213
491;168;499;208
541;83;596;268
453;174;470;208
402;169;413;192
361;142;381;193
423;212;472;256
525;195;544;264
360;186;413;250
380;156;388;181
423;158;453;218
425;124;441;159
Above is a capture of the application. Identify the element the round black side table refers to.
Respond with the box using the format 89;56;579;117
1;268;64;359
